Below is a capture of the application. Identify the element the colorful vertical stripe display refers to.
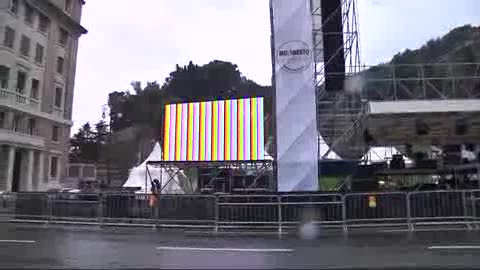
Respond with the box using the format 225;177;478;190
180;103;188;161
217;101;225;161
193;102;200;161
163;104;171;161
230;99;238;161
199;102;206;161
237;98;244;160
257;97;264;160
163;98;265;161
224;100;231;160
175;104;182;161
211;101;218;161
244;98;251;161
205;102;212;161
187;102;194;161
168;105;176;161
251;98;257;160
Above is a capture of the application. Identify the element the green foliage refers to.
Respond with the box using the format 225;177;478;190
391;25;479;64
108;60;273;142
69;121;110;163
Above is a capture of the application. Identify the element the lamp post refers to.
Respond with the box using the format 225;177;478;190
101;104;122;188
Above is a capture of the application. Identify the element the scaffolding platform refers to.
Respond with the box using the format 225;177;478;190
146;160;274;194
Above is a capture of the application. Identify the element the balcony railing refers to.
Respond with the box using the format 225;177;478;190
0;127;45;147
0;88;40;111
53;106;63;118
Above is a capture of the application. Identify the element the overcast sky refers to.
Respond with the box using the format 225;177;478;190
72;0;480;132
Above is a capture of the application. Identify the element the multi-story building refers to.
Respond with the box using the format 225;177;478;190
0;0;86;191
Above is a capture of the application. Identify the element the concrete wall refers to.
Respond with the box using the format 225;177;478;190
0;146;8;190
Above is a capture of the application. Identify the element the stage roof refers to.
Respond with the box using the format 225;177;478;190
369;99;480;115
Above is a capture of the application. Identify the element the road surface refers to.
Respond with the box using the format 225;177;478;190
0;223;480;268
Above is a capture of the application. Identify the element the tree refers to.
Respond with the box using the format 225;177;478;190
107;60;273;144
70;123;96;162
69;120;111;163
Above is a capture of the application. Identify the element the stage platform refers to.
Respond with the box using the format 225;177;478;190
146;160;274;194
366;99;480;146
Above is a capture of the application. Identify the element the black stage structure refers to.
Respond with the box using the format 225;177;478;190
146;160;274;194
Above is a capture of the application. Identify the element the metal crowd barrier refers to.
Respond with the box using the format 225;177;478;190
14;193;50;220
469;190;480;224
50;193;100;222
1;190;480;231
101;194;217;226
217;195;280;229
408;191;466;223
280;194;343;227
345;192;408;226
0;193;15;220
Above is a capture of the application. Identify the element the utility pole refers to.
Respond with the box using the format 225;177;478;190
102;104;122;189
101;105;110;188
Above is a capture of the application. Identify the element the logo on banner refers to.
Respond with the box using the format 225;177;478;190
277;40;312;73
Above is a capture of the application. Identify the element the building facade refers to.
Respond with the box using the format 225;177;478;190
0;0;86;191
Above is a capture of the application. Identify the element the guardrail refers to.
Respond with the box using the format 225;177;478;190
1;190;480;232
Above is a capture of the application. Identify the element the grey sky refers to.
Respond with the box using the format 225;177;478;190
72;0;480;132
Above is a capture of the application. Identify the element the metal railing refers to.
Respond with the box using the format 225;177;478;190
1;190;480;232
0;88;40;111
362;62;480;101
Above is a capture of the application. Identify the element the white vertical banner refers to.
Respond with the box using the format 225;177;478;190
271;0;319;191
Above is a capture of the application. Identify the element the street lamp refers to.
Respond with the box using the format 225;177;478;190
101;104;122;188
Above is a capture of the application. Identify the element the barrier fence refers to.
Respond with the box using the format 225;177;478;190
1;190;480;231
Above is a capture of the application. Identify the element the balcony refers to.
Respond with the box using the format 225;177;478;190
0;88;40;112
53;107;64;118
0;127;45;148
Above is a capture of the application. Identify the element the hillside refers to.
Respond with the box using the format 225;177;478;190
363;25;480;100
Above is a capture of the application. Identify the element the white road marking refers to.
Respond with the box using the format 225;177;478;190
0;240;35;244
428;246;480;250
156;246;294;253
379;228;467;233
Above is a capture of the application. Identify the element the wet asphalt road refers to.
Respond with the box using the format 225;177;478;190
0;223;480;269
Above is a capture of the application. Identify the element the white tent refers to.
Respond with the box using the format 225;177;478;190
123;142;185;194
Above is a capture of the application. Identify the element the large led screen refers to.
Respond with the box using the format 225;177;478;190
163;98;265;161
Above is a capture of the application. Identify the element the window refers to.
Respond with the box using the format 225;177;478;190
30;79;39;99
455;118;468;135
3;26;15;49
35;44;44;64
16;71;26;93
52;126;60;141
0;66;10;89
50;156;59;179
68;165;81;178
415;119;430;136
12;115;21;132
64;0;73;13
54;87;63;108
0;111;5;129
58;28;69;47
38;13;50;33
27;118;36;135
83;166;95;178
20;35;30;57
24;3;34;25
9;0;18;14
56;57;64;74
